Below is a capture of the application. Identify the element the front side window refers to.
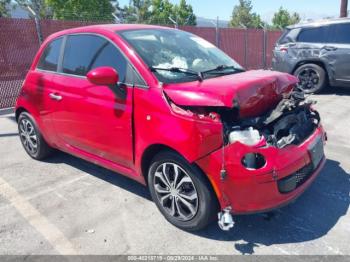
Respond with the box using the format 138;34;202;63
119;29;243;83
37;37;63;72
328;23;350;44
297;26;328;43
62;34;128;82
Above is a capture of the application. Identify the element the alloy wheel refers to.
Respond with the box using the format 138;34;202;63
19;118;38;155
153;162;199;221
297;67;320;91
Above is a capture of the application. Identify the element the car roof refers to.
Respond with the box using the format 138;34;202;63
287;17;350;29
47;24;171;40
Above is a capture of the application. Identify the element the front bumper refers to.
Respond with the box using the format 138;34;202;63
196;126;326;214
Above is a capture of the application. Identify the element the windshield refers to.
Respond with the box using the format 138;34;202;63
119;29;244;83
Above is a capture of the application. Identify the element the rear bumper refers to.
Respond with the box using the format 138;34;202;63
196;126;326;214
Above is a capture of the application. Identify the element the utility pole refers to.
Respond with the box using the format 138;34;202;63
239;23;248;69
260;23;267;70
209;17;220;47
169;16;178;29
112;13;121;23
27;6;43;45
340;0;348;17
216;16;220;48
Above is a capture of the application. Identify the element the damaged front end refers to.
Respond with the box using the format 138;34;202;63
166;86;324;231
224;88;321;149
163;71;326;231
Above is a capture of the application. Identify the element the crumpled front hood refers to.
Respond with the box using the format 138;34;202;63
163;70;298;118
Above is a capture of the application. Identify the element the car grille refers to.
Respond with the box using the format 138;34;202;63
277;163;315;194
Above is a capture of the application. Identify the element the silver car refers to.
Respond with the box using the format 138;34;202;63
272;18;350;93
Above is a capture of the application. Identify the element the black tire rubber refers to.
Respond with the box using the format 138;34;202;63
18;112;54;160
294;63;327;94
147;150;219;231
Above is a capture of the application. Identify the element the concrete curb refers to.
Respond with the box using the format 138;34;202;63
0;108;15;116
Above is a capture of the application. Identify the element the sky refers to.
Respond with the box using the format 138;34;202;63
117;0;341;22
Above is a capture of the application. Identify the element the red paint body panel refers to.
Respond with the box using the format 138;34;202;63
16;24;326;214
196;126;326;213
51;74;134;169
163;70;298;118
86;66;119;86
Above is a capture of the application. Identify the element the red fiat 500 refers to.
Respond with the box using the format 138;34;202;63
16;25;326;231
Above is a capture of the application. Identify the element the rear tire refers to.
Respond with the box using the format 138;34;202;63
18;112;53;160
148;151;218;231
294;63;327;94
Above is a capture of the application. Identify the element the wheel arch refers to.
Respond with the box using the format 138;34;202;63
140;143;220;209
292;60;330;80
141;144;181;184
15;107;28;122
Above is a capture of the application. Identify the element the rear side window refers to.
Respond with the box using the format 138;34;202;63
278;28;299;44
328;23;350;44
62;34;128;82
37;38;63;71
297;26;328;43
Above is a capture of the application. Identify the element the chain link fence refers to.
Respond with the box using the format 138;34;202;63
0;17;282;110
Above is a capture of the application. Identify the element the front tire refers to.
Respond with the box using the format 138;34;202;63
18;112;53;160
148;151;218;231
294;63;327;94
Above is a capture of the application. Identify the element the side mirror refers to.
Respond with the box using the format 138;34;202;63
86;66;119;86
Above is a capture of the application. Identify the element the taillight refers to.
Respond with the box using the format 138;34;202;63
277;46;288;53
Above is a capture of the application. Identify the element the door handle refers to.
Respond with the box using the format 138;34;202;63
324;46;337;51
49;93;62;101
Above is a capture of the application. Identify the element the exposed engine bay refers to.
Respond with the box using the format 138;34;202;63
224;88;320;148
167;87;321;149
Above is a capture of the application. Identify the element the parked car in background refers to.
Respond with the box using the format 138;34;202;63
16;24;326;231
272;18;350;93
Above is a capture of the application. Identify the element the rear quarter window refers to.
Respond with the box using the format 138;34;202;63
37;38;63;71
277;28;300;44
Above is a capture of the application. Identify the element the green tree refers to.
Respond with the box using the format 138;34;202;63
149;0;173;24
0;0;11;17
230;0;263;28
119;0;196;25
290;12;301;24
272;7;300;29
120;0;151;23
173;0;196;26
46;0;116;21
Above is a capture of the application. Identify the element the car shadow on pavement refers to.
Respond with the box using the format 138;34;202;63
44;151;152;201
320;86;350;96
196;158;350;254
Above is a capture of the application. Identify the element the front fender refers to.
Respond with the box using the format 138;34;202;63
133;87;223;177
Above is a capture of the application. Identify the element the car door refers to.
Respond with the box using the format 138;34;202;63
34;36;64;145
323;23;350;82
295;25;328;62
51;34;136;169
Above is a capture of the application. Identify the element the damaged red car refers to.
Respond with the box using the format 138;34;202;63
16;25;326;231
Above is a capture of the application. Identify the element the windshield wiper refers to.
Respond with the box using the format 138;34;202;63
150;66;203;81
201;65;245;75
